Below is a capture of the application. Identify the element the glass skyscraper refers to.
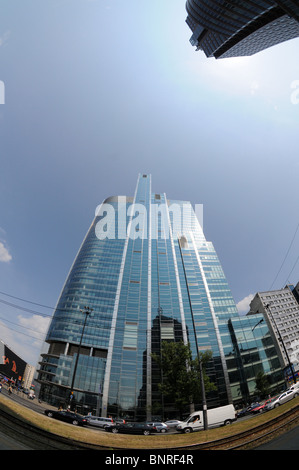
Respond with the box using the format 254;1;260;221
185;0;299;58
37;175;284;419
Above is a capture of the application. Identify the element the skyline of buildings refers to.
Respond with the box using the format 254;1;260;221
185;0;299;58
35;175;286;419
0;4;298;431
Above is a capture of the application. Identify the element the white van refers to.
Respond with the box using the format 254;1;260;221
177;405;236;433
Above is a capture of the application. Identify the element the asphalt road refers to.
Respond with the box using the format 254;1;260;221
0;427;32;450
0;388;56;450
254;424;299;450
0;387;56;414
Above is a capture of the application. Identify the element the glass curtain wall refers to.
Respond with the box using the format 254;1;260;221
37;174;286;417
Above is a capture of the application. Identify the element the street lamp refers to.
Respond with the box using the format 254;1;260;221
265;303;296;384
68;306;93;407
252;319;264;332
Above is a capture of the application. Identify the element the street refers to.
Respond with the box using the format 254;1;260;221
0;386;56;415
0;387;298;450
0;427;32;450
255;424;299;450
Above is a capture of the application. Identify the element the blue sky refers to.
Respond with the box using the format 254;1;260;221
0;0;299;365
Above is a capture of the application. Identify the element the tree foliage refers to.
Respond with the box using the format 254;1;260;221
151;341;216;416
255;371;271;398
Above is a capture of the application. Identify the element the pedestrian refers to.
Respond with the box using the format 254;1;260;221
0;383;2;393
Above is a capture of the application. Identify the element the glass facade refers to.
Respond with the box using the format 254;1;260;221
185;0;299;58
37;174;285;418
220;315;285;407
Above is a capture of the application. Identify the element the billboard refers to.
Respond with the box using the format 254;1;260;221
0;340;27;383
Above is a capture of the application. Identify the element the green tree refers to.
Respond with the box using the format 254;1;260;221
255;371;271;398
151;341;216;417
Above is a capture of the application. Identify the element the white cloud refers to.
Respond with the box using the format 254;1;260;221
18;314;50;341
236;294;254;315
0;242;12;262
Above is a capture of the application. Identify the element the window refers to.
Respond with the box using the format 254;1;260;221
92;348;107;358
123;322;138;349
161;320;174;340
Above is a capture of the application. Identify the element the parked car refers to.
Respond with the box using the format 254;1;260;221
165;419;183;428
237;408;248;418
237;402;260;417
261;397;279;411
247;402;260;412
105;422;153;435
265;389;299;410
44;409;87;426
249;403;263;413
147;422;168;433
114;418;126;425
250;399;275;413
85;416;114;429
289;382;299;392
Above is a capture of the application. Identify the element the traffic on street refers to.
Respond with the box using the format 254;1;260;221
1;382;299;450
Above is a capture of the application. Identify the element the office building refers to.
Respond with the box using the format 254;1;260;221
23;364;36;391
221;314;285;403
291;281;299;303
36;175;284;418
185;0;299;58
249;285;299;382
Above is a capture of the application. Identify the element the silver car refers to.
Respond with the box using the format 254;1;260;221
85;416;114;428
266;389;299;410
165;419;183;428
147;422;168;433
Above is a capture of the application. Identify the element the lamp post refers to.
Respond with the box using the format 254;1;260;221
265;303;296;384
68;306;93;408
252;319;264;332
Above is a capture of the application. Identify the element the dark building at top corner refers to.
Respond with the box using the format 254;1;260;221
185;0;299;58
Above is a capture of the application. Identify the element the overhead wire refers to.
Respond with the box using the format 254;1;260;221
0;297;53;317
0;281;221;339
0;289;56;310
284;253;299;286
0;291;55;344
0;315;46;343
269;220;299;290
